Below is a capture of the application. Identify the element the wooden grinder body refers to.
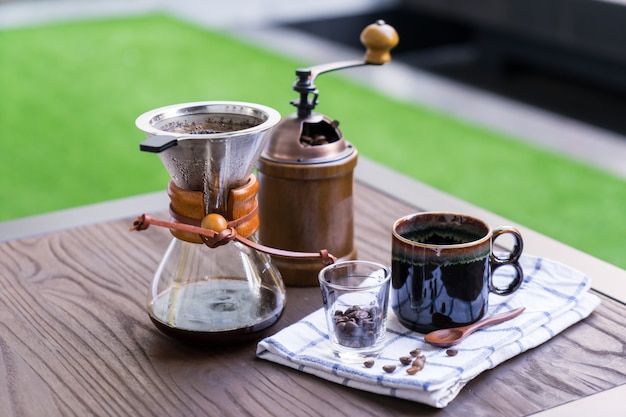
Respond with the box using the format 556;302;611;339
257;116;358;286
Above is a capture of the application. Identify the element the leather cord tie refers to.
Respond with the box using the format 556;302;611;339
130;213;336;266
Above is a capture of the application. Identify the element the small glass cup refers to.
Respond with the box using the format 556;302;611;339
318;260;391;362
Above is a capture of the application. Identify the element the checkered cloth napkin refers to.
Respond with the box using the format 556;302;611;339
256;255;600;408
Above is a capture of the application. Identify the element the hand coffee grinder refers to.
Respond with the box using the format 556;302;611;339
135;102;286;344
257;20;399;286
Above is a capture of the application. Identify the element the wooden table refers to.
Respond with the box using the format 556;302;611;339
1;158;625;416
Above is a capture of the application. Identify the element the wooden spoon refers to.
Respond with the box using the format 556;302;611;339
424;307;526;348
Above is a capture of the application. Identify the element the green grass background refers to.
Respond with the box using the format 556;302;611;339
1;14;625;269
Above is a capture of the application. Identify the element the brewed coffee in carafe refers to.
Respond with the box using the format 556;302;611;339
135;101;285;344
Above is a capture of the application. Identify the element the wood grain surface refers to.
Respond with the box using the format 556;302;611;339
0;181;624;417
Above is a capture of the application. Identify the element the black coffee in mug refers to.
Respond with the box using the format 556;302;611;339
391;212;523;333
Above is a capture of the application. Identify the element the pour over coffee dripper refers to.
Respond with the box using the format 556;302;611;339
135;101;285;344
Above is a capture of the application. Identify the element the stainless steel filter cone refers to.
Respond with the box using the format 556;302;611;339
136;101;281;215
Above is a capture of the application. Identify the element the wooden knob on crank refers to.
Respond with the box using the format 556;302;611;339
360;20;399;65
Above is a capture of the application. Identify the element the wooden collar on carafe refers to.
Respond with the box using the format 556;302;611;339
168;174;259;244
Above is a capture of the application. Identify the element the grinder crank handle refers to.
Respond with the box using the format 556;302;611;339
292;20;399;118
295;20;399;82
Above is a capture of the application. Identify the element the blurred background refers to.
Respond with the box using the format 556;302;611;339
1;0;625;268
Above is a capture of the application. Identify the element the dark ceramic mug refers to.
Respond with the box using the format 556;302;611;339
391;212;523;333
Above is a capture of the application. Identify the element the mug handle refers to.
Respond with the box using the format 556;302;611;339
491;227;523;264
489;227;524;295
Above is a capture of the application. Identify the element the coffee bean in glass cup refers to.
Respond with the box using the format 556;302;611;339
332;305;384;348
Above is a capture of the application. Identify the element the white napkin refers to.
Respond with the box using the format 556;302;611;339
256;255;600;408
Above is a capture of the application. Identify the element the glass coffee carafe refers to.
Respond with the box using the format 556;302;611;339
135;101;286;344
